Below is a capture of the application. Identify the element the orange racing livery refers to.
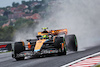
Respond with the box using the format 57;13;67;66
12;27;78;61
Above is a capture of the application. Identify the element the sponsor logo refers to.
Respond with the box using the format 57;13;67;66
41;50;58;53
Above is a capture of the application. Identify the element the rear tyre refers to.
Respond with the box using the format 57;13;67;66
13;42;25;61
65;34;78;51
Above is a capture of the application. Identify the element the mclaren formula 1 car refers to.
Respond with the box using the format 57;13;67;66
12;27;78;61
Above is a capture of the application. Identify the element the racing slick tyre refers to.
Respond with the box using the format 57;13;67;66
65;34;78;51
14;42;25;61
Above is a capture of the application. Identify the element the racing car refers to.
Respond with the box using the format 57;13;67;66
12;27;78;61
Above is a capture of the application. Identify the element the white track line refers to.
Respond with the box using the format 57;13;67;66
61;52;100;67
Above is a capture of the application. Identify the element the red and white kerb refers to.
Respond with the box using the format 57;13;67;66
69;56;100;67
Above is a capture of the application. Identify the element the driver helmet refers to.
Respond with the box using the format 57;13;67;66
42;35;49;39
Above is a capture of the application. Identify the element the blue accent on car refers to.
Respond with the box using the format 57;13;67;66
45;39;49;42
34;49;40;52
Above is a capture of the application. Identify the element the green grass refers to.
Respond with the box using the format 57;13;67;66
0;51;11;54
96;65;100;67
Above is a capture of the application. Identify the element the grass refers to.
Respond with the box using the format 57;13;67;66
96;65;100;67
0;51;11;54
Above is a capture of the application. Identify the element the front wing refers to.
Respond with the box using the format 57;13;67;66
14;49;59;58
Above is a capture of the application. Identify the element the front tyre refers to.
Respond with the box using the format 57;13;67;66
13;42;25;61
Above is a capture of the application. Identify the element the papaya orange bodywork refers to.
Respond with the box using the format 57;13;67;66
38;29;68;36
29;29;68;50
34;39;46;51
50;29;68;35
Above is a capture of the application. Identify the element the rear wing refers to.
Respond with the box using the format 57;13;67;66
49;29;68;35
38;29;68;36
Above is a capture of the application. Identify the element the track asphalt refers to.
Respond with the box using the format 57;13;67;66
0;45;100;67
